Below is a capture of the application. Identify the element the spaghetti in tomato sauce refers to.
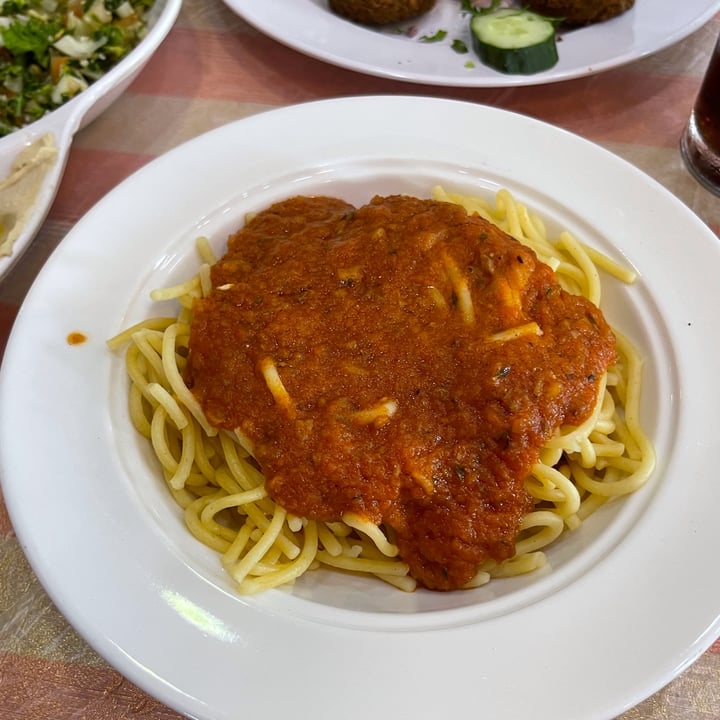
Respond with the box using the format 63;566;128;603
186;194;617;590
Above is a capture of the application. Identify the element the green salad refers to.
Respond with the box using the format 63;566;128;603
0;0;155;137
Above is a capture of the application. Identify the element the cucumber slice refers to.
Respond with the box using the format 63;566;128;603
470;9;558;75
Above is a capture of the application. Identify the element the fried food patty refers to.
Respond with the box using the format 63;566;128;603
329;0;436;25
525;0;635;26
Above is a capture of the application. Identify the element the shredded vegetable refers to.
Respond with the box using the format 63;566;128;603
0;0;155;136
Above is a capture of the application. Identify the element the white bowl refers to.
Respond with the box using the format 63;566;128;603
0;0;183;283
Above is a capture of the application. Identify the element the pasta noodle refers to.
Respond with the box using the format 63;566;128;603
108;188;655;594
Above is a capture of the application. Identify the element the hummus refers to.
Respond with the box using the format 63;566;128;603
0;133;58;257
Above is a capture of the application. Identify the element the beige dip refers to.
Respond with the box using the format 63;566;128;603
0;133;58;258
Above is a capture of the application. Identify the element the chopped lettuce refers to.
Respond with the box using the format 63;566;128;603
0;0;155;136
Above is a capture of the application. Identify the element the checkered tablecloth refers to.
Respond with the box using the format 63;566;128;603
1;2;719;717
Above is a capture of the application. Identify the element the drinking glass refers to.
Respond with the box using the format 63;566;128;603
680;29;720;196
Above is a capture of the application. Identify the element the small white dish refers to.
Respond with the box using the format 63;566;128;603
0;0;182;283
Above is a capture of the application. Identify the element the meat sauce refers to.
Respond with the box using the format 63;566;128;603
186;195;616;590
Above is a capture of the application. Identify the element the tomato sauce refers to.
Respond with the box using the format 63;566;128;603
66;331;87;345
187;195;616;590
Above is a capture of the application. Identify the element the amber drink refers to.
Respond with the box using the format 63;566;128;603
681;31;720;196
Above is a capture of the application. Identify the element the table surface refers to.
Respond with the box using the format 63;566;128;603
1;2;720;718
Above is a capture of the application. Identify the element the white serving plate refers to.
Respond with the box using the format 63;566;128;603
1;96;719;720
226;0;720;87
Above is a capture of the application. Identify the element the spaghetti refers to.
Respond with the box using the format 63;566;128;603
108;187;655;594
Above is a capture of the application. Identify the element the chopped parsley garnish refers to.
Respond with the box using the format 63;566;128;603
3;16;60;58
420;29;447;42
0;0;155;136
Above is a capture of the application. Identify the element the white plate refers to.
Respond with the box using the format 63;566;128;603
228;0;720;86
0;0;182;284
1;96;719;720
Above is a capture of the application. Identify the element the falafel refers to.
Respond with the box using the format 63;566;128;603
329;0;436;26
524;0;635;26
